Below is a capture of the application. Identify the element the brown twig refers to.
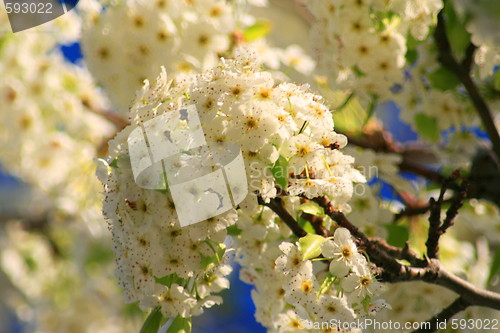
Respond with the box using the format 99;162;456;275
312;194;500;310
260;192;500;310
398;160;445;184
434;6;500;163
369;239;426;267
426;171;467;259
257;196;307;238
461;42;477;73
412;297;470;333
342;130;447;184
301;212;329;237
82;98;129;130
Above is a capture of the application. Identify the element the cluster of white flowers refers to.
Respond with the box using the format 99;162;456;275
392;37;478;136
81;0;237;112
345;185;392;238
235;209;388;332
1;0;499;331
308;0;431;102
374;281;455;330
306;0;487;142
452;0;500;79
97;150;234;316
81;0;315;113
97;50;365;319
374;235;495;332
0;222;143;333
0;8;114;221
0;6;142;333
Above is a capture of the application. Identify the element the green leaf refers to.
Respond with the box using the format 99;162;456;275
85;241;114;268
297;216;315;234
155;273;186;288
414;113;440;142
494;70;500;91
405;49;418;64
384;224;409;248
362;96;377;128
444;2;471;56
0;35;13;55
428;67;460;91
487;247;500;285
200;242;226;270
299;201;325;217
330;94;367;135
243;21;272;42
167;316;192;333
109;159;119;168
140;307;163;333
360;295;372;314
317;273;336;296
271;156;289;189
226;224;242;236
299;233;327;261
406;33;424;50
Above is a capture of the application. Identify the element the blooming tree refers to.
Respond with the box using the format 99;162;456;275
0;1;499;333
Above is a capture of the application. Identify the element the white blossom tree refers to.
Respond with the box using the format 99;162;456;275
0;1;499;333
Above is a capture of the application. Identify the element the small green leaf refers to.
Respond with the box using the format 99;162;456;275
405;49;418;64
317;273;336;296
140;307;163;333
0;35;13;55
313;84;368;136
487;247;500;285
444;1;471;56
299;202;325;217
414;113;440;142
226;224;242;236
155;273;186;287
494;70;500;91
384;224;409;248
271;156;289;189
360;295;372;314
85;242;114;268
167;316;192;333
297;216;315;234
109;159;119;168
299;233;327;261
243;21;272;42
428;67;460;91
406;33;424;50
200;242;226;270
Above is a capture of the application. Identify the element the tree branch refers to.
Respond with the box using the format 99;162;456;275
461;42;476;73
257;196;307;238
369;239;426;267
342;130;447;184
82;98;129;130
412;297;470;333
312;195;500;310
434;7;500;163
426;171;467;259
301;212;329;237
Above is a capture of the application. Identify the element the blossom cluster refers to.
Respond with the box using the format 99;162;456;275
308;0;500;167
81;0;314;113
0;8;113;220
97;50;366;320
0;5;141;332
236;210;388;333
0;0;499;331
